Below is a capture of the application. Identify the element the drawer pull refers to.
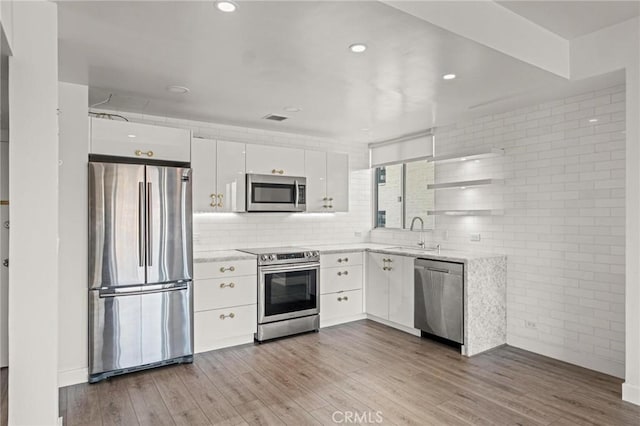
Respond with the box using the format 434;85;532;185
135;150;154;157
383;258;393;263
219;313;235;320
337;257;349;263
219;282;235;289
271;169;285;175
337;271;349;276
220;266;235;273
383;266;393;271
337;296;349;302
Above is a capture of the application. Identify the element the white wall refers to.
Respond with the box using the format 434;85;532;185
58;82;88;387
8;1;59;424
373;84;627;378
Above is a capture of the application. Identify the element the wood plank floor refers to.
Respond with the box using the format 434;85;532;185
7;320;640;425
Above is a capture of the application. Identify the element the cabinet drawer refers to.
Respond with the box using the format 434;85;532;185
194;304;257;352
320;265;362;294
90;118;191;162
194;275;257;312
194;259;256;279
320;252;363;268
321;290;362;321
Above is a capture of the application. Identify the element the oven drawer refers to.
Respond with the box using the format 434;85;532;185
194;259;256;280
320;265;363;294
321;290;363;321
194;276;257;312
194;304;257;353
320;252;363;268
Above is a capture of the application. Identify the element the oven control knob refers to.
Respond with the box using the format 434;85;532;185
260;255;268;261
305;251;311;258
313;251;319;257
269;254;277;261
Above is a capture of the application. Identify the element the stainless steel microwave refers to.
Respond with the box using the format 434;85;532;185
246;174;306;212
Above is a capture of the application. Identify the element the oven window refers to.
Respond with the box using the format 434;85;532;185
264;269;317;316
252;183;295;204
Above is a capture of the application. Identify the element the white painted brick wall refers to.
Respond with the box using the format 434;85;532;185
371;84;626;377
92;108;373;250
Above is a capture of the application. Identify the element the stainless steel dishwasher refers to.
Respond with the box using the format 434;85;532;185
414;259;464;344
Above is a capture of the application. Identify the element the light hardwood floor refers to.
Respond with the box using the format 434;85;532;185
5;320;640;425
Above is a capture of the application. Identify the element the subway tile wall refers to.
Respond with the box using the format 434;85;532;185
92;109;373;250
372;84;626;377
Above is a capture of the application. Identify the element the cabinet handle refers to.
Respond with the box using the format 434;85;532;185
219;282;235;289
337;257;349;263
135;150;154;157
271;169;284;175
210;193;217;207
220;266;235;273
337;296;349;302
383;258;393;263
219;313;235;320
217;193;224;208
383;266;393;271
337;271;349;276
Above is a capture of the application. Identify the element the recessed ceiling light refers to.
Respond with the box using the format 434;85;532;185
443;74;457;80
127;134;136;138
460;158;467;161
166;85;190;94
283;106;302;113
349;43;367;53
589;118;598;123
460;187;466;190
216;0;237;12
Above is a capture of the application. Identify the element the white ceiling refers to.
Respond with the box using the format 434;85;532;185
498;1;640;40
58;1;625;143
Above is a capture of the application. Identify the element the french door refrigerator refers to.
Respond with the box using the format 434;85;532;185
88;162;193;383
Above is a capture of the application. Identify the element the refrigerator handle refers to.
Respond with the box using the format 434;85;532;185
147;182;153;267
138;182;145;267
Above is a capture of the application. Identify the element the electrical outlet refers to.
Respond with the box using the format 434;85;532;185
470;233;481;242
524;320;537;330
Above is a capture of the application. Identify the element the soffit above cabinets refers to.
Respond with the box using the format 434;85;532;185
59;1;625;145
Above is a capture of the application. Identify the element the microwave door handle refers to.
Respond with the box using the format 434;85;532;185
294;179;299;208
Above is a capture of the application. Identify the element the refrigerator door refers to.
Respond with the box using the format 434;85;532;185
145;166;193;284
89;162;146;289
89;288;142;376
141;282;193;365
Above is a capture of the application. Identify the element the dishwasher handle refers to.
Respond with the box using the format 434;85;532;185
416;259;463;276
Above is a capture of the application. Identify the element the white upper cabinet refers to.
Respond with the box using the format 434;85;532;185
304;150;327;212
304;150;349;212
90;118;191;162
191;138;246;213
326;152;349;212
245;144;305;177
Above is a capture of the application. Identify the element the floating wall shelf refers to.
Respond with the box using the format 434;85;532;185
431;148;504;163
427;178;503;190
427;209;504;216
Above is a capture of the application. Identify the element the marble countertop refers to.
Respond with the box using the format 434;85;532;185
193;243;504;264
193;250;256;263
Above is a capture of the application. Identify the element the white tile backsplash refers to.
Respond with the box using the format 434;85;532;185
371;84;626;377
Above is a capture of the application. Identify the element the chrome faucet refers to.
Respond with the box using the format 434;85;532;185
409;216;425;248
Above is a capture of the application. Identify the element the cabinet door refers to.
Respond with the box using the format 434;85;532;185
90;118;190;162
245;144;305;176
366;253;389;319
388;256;414;328
191;138;217;212
216;140;246;212
326;152;349;212
304;150;327;212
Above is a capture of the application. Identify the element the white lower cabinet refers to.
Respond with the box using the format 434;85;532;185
366;252;416;331
320;251;364;327
193;259;257;353
194;304;256;353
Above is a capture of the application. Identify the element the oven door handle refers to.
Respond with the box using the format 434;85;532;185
259;263;320;273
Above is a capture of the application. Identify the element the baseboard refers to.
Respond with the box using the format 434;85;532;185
195;334;254;354
320;313;366;328
622;382;640;406
58;367;88;387
366;314;421;336
507;335;624;378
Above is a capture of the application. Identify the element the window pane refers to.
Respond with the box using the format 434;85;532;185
376;164;403;228
404;160;435;229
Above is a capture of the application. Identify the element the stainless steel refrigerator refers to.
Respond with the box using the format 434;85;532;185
88;162;193;383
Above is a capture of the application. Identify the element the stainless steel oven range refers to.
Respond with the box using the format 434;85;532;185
239;247;320;341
